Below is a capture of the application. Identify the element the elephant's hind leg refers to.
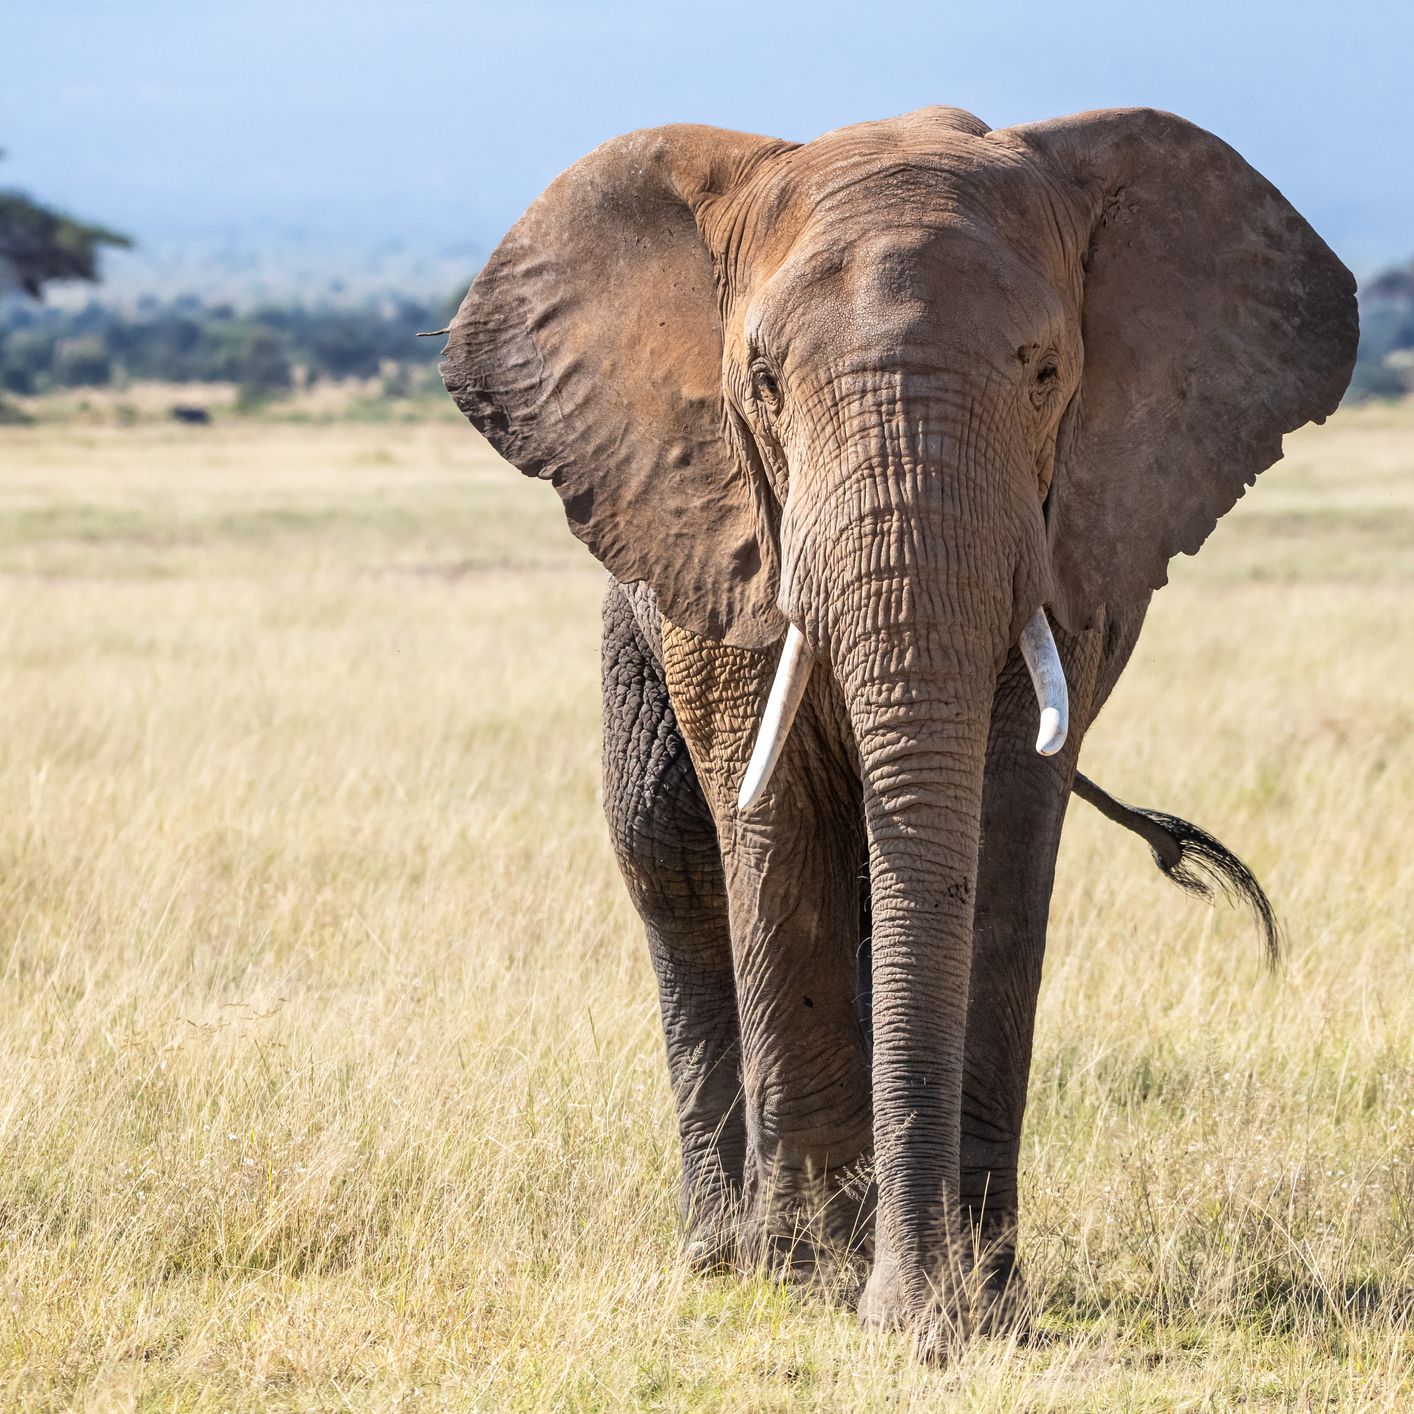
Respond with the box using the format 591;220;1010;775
601;584;745;1266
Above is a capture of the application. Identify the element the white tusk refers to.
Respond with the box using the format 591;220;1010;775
737;624;814;811
1018;606;1069;757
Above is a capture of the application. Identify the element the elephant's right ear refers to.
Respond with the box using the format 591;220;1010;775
441;125;790;649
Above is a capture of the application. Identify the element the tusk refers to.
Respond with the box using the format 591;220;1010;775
737;624;814;811
1018;606;1069;757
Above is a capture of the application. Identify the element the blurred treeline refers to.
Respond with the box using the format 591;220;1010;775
0;294;456;406
0;264;1411;408
1352;260;1414;401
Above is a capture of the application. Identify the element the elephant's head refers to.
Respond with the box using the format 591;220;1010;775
442;106;1356;1328
442;105;1354;780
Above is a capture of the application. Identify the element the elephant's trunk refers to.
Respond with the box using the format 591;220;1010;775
754;406;1055;1334
835;607;996;1329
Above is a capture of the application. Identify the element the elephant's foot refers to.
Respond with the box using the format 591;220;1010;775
679;1180;745;1274
857;1228;999;1363
965;1216;1033;1340
682;1225;738;1274
738;1219;871;1303
857;1252;974;1364
679;1195;867;1297
736;1163;874;1302
973;1247;1032;1340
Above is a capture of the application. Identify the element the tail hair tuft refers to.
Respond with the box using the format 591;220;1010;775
1073;773;1282;968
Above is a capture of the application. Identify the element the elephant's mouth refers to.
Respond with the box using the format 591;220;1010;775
736;606;1068;811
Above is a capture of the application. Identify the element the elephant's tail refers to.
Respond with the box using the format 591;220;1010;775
1071;772;1281;968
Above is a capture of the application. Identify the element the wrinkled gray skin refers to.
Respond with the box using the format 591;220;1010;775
443;107;1357;1357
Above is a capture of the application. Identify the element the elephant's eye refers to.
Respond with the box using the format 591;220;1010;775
1030;353;1060;409
750;360;783;415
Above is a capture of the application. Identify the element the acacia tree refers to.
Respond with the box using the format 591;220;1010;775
0;151;130;298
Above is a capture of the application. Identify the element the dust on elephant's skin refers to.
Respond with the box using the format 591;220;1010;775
442;106;1357;1358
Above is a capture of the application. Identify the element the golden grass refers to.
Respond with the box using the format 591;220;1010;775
0;402;1411;1410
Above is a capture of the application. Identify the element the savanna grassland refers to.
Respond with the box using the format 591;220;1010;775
1;394;1412;1411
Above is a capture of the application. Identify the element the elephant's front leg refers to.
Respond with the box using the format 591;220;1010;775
721;754;874;1286
601;589;745;1264
959;628;1102;1332
662;626;873;1287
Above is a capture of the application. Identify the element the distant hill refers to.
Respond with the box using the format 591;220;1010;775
1351;258;1414;401
42;234;484;311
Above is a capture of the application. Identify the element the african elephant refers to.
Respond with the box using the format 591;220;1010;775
441;106;1357;1357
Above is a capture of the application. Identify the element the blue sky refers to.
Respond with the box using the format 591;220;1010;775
3;0;1410;281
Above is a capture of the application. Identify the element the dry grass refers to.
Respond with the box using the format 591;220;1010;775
0;401;1411;1410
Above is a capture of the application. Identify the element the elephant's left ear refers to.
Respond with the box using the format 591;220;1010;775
1006;108;1358;631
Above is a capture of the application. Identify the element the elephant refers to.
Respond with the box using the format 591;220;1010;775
441;106;1357;1358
